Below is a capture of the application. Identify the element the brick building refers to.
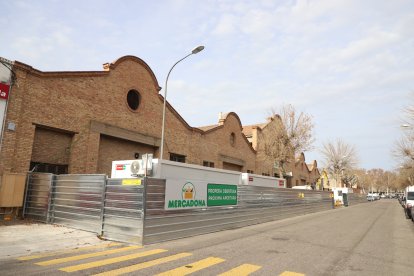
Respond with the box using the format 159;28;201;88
0;55;318;186
242;117;320;188
0;56;257;177
290;153;320;187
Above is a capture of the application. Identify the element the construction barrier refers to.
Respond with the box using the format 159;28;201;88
23;172;367;245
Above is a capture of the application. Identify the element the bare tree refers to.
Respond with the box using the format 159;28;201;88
394;94;414;188
260;104;315;175
394;94;414;161
395;134;414;161
353;169;369;193
321;139;358;188
342;173;358;189
398;161;414;189
387;171;399;191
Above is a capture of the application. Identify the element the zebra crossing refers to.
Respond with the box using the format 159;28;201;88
16;243;305;275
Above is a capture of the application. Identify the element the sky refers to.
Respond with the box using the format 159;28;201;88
2;0;414;171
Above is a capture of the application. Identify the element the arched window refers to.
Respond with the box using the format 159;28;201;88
230;132;236;146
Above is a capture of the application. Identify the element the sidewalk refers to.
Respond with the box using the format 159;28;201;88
0;220;113;260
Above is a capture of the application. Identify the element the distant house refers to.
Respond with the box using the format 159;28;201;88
317;169;330;190
287;152;320;188
242;117;320;188
307;160;321;189
242;117;278;177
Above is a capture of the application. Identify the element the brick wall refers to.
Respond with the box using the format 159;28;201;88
31;127;73;165
98;134;156;176
0;56;260;176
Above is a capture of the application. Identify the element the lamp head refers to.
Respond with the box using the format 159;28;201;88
192;45;205;54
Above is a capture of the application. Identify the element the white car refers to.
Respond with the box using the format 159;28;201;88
404;186;414;219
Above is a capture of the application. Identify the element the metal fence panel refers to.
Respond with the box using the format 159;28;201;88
348;193;368;205
23;173;368;246
101;179;145;244
49;174;106;233
23;173;53;222
142;180;333;244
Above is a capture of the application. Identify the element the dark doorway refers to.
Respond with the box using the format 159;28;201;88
30;162;68;174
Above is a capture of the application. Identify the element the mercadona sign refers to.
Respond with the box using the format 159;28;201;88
164;180;238;210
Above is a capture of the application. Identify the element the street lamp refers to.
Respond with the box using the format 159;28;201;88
159;45;205;161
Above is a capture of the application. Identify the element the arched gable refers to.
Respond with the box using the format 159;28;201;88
203;112;256;154
297;152;306;163
105;56;204;134
104;55;161;92
301;152;306;162
221;112;243;131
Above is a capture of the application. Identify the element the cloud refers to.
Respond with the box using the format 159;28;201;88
3;0;414;170
212;14;238;35
339;31;400;61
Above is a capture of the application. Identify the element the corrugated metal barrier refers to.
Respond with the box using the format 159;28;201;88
50;174;106;233
347;193;367;205
101;178;145;244
23;173;53;222
23;173;106;233
143;181;333;244
23;173;368;245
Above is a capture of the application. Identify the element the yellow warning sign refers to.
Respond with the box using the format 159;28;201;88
122;179;142;186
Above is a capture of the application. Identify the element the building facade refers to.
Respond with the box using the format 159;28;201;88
0;56;258;177
0;55;319;186
242;117;320;188
316;169;330;190
287;153;320;188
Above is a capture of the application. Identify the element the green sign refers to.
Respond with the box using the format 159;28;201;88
207;184;238;206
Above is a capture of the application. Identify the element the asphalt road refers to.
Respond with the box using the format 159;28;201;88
1;200;413;275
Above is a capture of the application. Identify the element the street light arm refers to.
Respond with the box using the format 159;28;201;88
164;53;193;99
160;53;192;161
160;46;204;161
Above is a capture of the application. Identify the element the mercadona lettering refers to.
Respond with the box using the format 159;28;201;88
168;199;206;208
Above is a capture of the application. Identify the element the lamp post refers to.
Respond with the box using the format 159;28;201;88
160;45;204;161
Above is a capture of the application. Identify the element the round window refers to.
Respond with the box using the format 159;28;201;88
127;90;141;111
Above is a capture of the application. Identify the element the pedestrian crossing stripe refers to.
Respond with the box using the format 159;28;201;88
218;264;262;275
92;252;192;276
155;257;225;276
17;242;121;261
35;245;142;266
22;245;304;276
279;271;305;276
59;249;167;272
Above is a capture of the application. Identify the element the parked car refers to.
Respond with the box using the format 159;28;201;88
398;194;405;206
410;206;414;222
367;193;377;201
403;186;414;219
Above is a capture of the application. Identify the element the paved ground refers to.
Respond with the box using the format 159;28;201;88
0;220;112;260
0;200;413;275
